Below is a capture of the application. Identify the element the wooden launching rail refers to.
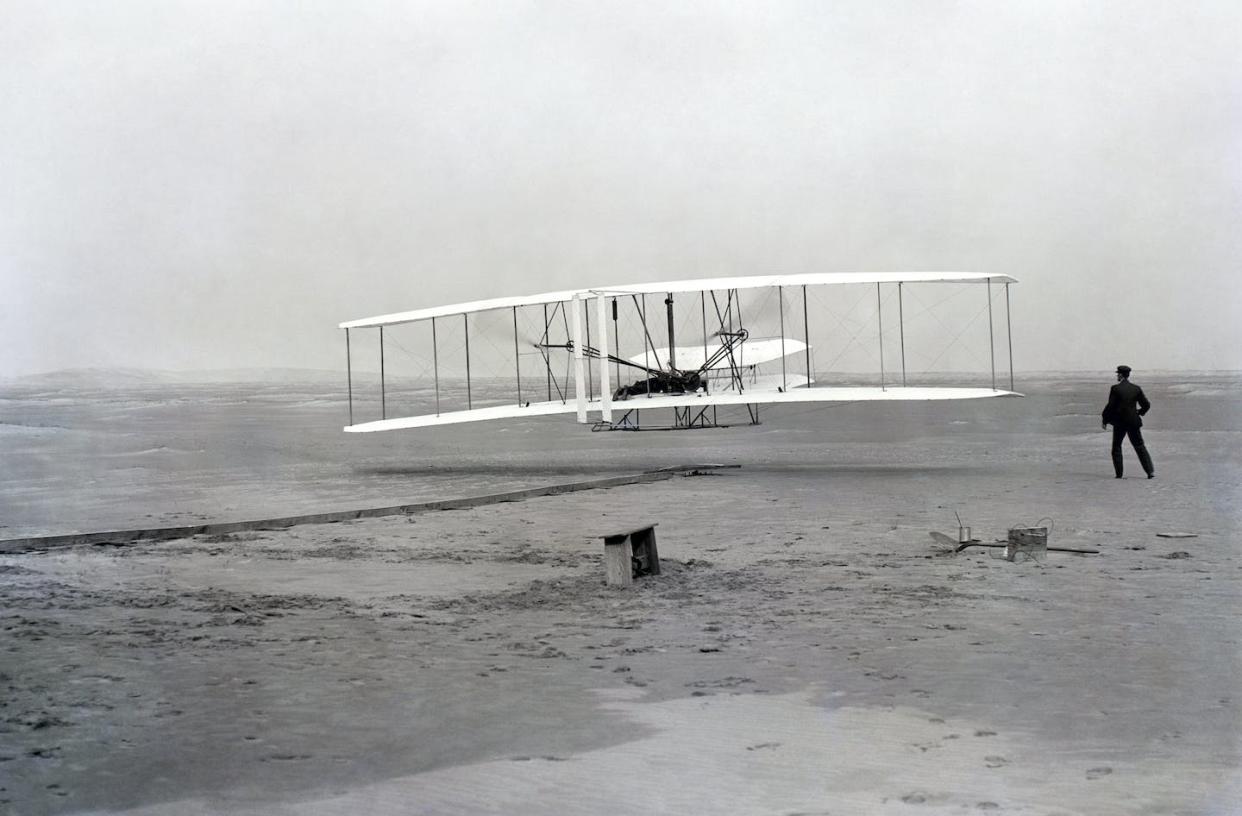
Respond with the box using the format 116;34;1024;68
0;465;738;555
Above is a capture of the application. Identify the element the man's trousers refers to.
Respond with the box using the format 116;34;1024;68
1112;425;1154;478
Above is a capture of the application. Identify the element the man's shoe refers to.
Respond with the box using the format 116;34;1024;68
1147;473;1155;479
1115;475;1123;479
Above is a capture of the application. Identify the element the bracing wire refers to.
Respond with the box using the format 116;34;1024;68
916;297;995;374
808;285;885;373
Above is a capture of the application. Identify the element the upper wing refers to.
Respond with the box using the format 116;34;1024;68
340;271;1017;329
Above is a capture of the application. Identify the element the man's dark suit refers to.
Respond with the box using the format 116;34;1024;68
1102;379;1154;477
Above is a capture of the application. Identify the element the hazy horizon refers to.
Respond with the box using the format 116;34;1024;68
5;364;1240;387
4;1;1240;377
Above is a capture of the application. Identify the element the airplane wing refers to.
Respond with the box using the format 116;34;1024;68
337;271;1021;433
339;272;1016;330
344;386;1021;432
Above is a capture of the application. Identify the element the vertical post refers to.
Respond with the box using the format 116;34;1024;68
877;283;885;390
345;328;353;427
612;298;620;392
596;293;612;423
898;282;907;387
464;313;472;410
987;278;996;391
585;301;593;400
665;292;676;370
802;284;811;385
379;326;386;419
572;294;587;422
432;317;440;416
701;290;708;389
543;303;551;402
1005;282;1015;392
641;294;651;398
778;286;787;391
734;290;744;370
512;306;522;406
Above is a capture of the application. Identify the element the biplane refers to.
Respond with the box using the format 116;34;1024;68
339;272;1020;433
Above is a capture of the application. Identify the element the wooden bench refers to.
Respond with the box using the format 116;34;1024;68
601;524;660;586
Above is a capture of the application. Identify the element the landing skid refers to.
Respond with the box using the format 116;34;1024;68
591;404;761;432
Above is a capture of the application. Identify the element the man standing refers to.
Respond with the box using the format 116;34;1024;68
1101;365;1155;479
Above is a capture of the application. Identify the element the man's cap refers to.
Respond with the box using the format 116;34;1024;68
1116;365;1132;375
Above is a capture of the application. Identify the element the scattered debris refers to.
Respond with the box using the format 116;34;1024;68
954;511;971;544
1006;526;1047;561
929;531;978;552
929;531;1098;556
1161;551;1192;560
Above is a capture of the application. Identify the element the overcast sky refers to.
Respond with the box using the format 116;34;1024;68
2;0;1239;376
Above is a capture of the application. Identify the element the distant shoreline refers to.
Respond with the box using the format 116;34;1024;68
5;367;1240;388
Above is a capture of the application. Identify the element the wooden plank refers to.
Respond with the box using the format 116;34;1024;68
601;523;658;540
604;537;634;586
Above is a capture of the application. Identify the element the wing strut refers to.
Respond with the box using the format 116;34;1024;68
464;313;472;410
987;277;996;391
877;283;885;391
538;302;571;403
1005;282;1015;392
595;293;612;423
778;286;787;392
585;300;593;400
432;317;440;416
512;306;522;406
898;282;907;386
802;285;812;387
572;294;586;422
700;291;708;391
543;303;551;402
612;297;621;394
665;292;676;371
640;294;652;383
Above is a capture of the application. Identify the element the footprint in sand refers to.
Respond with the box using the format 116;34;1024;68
983;755;1009;768
1086;766;1113;780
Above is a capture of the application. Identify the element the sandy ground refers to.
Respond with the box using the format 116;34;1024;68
3;415;1241;816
